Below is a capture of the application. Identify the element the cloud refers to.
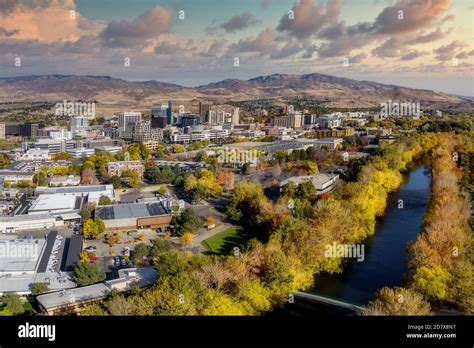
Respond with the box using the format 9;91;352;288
220;11;258;32
372;0;450;35
400;50;427;61
100;7;172;48
349;52;367;63
0;27;19;37
200;39;228;57
0;0;104;43
406;28;450;44
277;0;340;38
229;27;276;55
270;41;303;59
154;41;186;55
372;37;404;58
434;40;466;61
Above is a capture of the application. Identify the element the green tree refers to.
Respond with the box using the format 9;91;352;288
73;262;106;286
3;293;25;315
171;208;202;235
98;195;113;206
31;282;49;295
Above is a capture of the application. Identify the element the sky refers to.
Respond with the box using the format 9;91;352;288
0;0;473;95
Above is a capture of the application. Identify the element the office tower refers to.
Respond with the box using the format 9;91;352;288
151;101;173;128
19;123;38;138
117;112;142;131
70;116;89;132
232;108;240;125
199;102;212;123
166;100;173;125
180;113;201;127
0;124;5;139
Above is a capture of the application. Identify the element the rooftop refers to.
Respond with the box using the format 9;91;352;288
95;201;170;221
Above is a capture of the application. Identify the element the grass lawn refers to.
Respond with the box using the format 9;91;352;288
201;226;248;255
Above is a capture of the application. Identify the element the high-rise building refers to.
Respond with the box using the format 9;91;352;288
5;124;20;136
180;113;201;127
70;116;89;132
19;123;38;138
199;102;212;123
117;112;141;131
151;101;172;128
0;124;5;139
232;108;240;125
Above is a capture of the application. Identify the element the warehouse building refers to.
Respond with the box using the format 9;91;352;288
95;201;172;232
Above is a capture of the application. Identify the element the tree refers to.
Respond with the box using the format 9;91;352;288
363;287;431;316
411;266;451;301
149;238;172;257
3;293;25;315
122;170;140;188
132;243;150;261
31;282;49;295
110;175;122;189
98;195;113;206
73;262;106;286
171;208;202;235
107;295;135;315
83;218;105;239
180;232;193;248
52;152;73;161
81;167;95;184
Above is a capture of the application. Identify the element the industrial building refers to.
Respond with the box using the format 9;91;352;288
95;201;172;232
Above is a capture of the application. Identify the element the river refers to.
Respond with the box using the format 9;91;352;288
271;163;432;316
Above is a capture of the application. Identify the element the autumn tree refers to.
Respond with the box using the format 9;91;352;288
363;287;431;316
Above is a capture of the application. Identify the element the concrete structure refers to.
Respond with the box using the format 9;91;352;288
0;123;5;139
37;267;158;315
28;194;83;216
95;201;172;231
107;161;145;178
67;148;95;158
313;137;343;151
13;148;50;161
34;185;115;204
280;173;339;195
232;108;240;125
0;233;76;296
273;112;303;129
0;214;63;233
118;111;142;131
48;175;81;187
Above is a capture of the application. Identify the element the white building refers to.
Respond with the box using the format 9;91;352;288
13;148;50;161
0;123;5;139
117;111;142;131
34;184;115;204
232;108;240;125
48;175;81;187
70;116;89;133
50;129;73;140
67;148;95;158
280;173;339;195
0;214;63;233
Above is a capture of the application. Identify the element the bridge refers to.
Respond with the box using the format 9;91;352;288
294;292;364;313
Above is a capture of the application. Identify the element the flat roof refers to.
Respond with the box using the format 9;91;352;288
95;201;170;221
0;213;57;222
63;235;83;272
0;235;47;272
0;272;76;295
29;194;78;212
37;267;158;310
35;184;113;195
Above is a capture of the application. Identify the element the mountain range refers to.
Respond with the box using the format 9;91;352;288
0;73;471;113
